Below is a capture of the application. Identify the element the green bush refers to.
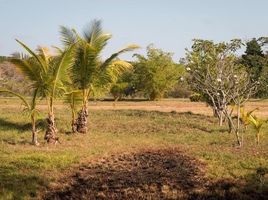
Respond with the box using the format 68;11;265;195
189;93;202;102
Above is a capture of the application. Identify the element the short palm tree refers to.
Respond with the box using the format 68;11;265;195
240;107;258;130
10;40;74;143
249;115;267;145
60;20;139;133
64;89;82;133
0;89;39;145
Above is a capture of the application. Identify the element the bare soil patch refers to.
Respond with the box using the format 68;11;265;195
44;149;205;199
43;148;268;200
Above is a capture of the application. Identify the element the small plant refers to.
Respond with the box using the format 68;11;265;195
249;114;267;145
240;107;258;130
0;89;40;145
189;93;202;102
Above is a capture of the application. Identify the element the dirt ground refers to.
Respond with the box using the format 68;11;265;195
44;149;268;200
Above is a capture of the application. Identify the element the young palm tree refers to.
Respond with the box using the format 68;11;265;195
10;40;74;143
240;107;258;130
249;115;267;145
61;20;139;133
64;90;82;133
0;89;39;145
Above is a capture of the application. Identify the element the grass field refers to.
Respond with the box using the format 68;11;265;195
0;98;268;199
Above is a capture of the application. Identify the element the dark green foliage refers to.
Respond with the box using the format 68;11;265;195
241;38;266;79
168;81;192;98
110;69;137;100
110;82;129;100
241;38;268;97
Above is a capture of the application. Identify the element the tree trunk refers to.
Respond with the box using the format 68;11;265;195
71;108;77;133
31;116;39;146
113;96;120;108
76;105;88;134
224;109;236;135
227;118;233;133
257;132;260;145
225;111;241;146
44;113;58;144
219;110;223;126
71;120;77;133
213;107;218;118
236;102;242;147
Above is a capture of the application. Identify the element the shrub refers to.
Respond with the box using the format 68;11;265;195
189;93;202;102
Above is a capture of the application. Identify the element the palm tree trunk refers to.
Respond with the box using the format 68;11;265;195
257;132;260;145
71;107;77;133
44;98;58;144
76;104;88;134
31;115;39;145
76;91;88;134
44;112;58;143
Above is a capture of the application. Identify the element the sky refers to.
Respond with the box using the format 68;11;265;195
0;0;268;61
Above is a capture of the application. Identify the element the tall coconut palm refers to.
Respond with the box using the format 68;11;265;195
10;40;74;143
60;20;139;133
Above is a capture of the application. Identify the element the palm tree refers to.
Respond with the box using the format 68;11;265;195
60;20;139;133
0;89;39;145
64;90;82;133
10;40;74;143
249;115;267;145
240;107;258;130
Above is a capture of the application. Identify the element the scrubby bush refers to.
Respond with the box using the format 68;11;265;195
189;93;202;102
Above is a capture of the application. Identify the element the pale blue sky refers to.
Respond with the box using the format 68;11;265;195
0;0;267;60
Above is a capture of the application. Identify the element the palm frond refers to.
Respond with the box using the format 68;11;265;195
10;57;40;83
71;43;100;90
36;46;51;66
15;39;48;73
83;19;112;52
64;90;83;111
101;45;139;69
0;90;30;110
60;26;78;47
51;44;75;98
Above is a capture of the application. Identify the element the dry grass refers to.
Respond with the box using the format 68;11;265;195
1;98;268;116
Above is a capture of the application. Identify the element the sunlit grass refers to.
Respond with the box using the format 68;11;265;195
0;99;267;199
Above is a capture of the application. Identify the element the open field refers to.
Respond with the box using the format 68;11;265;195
0;98;268;199
1;98;268;116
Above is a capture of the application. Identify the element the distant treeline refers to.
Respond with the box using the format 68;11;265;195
1;37;268;100
0;56;10;63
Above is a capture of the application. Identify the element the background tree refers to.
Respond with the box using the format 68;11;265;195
185;39;258;146
241;37;268;97
110;69;136;101
133;45;181;100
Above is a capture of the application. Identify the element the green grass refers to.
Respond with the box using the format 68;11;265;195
0;101;268;199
